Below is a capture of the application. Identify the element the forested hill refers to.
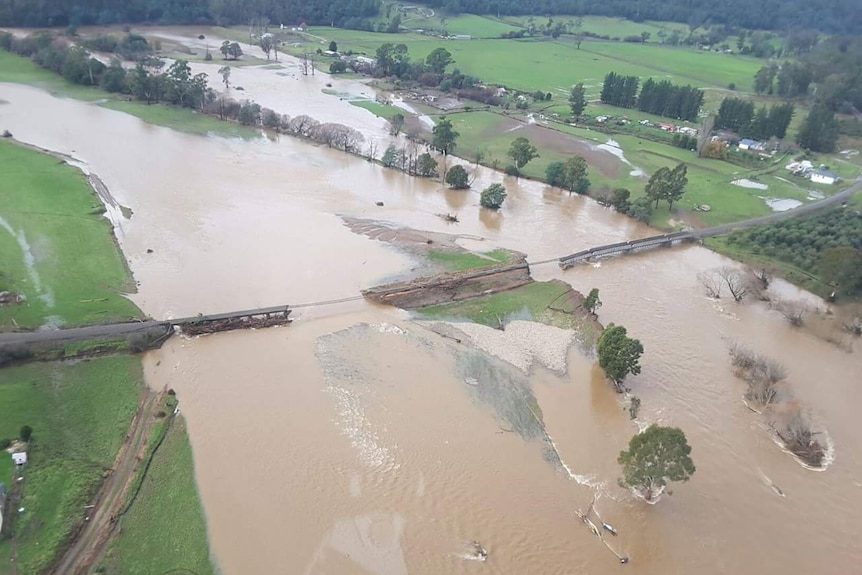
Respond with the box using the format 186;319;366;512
1;0;859;34
428;0;862;35
0;0;379;28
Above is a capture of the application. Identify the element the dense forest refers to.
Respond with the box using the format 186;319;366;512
427;0;861;35
0;0;379;27
1;0;860;34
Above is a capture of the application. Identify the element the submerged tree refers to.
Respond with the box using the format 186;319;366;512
618;425;696;502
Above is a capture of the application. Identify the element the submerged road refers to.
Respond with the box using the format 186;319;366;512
1;179;859;348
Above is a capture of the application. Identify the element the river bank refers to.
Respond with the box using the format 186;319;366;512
0;138;213;574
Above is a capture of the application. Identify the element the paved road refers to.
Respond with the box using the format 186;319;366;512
693;178;861;239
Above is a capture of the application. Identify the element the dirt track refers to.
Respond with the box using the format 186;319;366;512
50;390;160;575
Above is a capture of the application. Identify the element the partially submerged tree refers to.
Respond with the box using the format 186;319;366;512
584;288;602;314
773;298;809;326
597;324;644;392
718;266;748;302
545;156;590;194
729;342;787;407
218;65;230;89
771;403;825;467
445;164;470;189
697;269;723;298
618;425;695;502
480;183;507;209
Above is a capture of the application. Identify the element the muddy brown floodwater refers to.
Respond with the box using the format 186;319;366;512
1;81;861;575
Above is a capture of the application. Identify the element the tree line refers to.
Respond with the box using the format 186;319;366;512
0;0;379;29
637;78;704;122
715;97;794;141
600;72;704;121
423;0;860;35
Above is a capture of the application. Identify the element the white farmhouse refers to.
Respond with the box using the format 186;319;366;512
810;169;840;185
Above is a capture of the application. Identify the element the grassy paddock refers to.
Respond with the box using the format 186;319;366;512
0;357;143;575
348;99;404;119
420;281;571;326
0;140;142;329
304;28;760;95
99;417;213;575
427;248;515;271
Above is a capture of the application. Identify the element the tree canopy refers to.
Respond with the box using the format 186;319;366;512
797;105;839;153
597;324;644;390
644;164;688;209
3;0;859;34
432;117;459;155
445;164;470;189
568;83;586;117
507;137;539;171
618;425;696;502
545;156;589;194
480;183;507;209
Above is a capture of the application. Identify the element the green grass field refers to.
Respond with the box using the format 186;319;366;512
420;280;570;326
99;417;213;575
0;357;143;575
305;28;761;95
0;51;106;101
348;99;404;119
0;140;143;329
427;248;514;271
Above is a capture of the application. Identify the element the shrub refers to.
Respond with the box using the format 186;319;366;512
20;425;33;442
0;438;11;450
329;60;347;74
728;82;736;90
504;164;520;177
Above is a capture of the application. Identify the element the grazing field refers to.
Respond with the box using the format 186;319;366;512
0;140;142;330
427;248;515;271
406;13;522;38
99;417;213;575
349;99;404;119
305;28;761;95
493;15;688;39
420;280;572;326
0;50;105;101
0;357;143;575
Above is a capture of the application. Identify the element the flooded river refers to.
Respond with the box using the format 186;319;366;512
1;81;860;575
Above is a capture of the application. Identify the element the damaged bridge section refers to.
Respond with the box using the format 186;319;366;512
362;260;533;309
